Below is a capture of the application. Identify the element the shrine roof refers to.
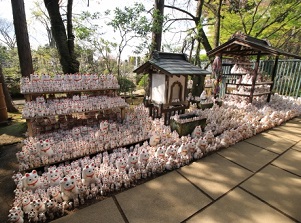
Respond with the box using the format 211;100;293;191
133;51;210;76
207;32;301;59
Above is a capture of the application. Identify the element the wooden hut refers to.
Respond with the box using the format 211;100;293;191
133;51;210;125
207;32;301;103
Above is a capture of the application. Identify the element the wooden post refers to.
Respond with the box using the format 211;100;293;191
267;56;279;102
184;75;188;101
148;69;153;100
165;75;169;104
250;51;261;103
120;107;125;123
164;112;168;125
26;119;33;137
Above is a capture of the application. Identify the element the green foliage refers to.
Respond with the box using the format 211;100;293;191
75;26;94;40
71;10;120;75
203;0;301;56
217;0;301;51
137;73;149;90
73;11;101;41
118;76;136;94
4;67;21;96
107;3;150;35
0;46;19;68
199;54;209;61
94;38;117;55
106;3;152;75
76;42;119;75
32;46;62;74
152;8;166;34
90;38;118;74
0;46;21;97
106;2;152;65
133;41;151;56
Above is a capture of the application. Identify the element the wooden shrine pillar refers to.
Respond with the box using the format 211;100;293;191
267;56;279;102
249;51;261;103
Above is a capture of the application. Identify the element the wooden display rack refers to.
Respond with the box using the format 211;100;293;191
207;32;301;103
22;88;126;137
222;62;274;102
19;83;146;172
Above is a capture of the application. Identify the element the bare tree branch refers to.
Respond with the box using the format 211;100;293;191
164;17;195;31
164;5;196;20
0;18;16;49
248;0;265;34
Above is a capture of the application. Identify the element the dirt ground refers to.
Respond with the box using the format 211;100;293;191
0;143;21;223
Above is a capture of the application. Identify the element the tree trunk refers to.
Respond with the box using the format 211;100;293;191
189;38;195;62
199;27;212;53
151;0;165;54
214;0;223;48
165;1;212;54
44;0;79;73
11;0;34;77
46;26;55;48
0;65;18;112
191;0;210;97
194;0;212;61
67;0;79;72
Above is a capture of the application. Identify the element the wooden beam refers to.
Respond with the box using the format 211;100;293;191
184;75;188;101
249;51;261;103
165;75;169;104
267;56;279;102
148;69;152;99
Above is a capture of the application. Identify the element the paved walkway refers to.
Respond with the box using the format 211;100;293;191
52;117;301;223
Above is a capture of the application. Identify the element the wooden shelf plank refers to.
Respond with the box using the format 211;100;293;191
225;92;271;97
222;62;253;66
226;81;273;87
21;87;120;95
253;92;272;96
223;73;246;76
23;105;128;120
225;92;250;96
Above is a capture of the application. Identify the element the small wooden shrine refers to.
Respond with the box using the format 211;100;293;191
207;32;301;103
134;51;210;125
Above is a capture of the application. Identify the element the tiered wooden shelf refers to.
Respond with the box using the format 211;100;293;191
19;83;155;172
22;88;126;137
223;68;274;101
23;87;119;97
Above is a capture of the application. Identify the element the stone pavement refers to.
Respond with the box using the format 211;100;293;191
51;117;301;223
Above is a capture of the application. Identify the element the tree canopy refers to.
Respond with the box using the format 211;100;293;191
105;3;152;75
206;0;301;55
